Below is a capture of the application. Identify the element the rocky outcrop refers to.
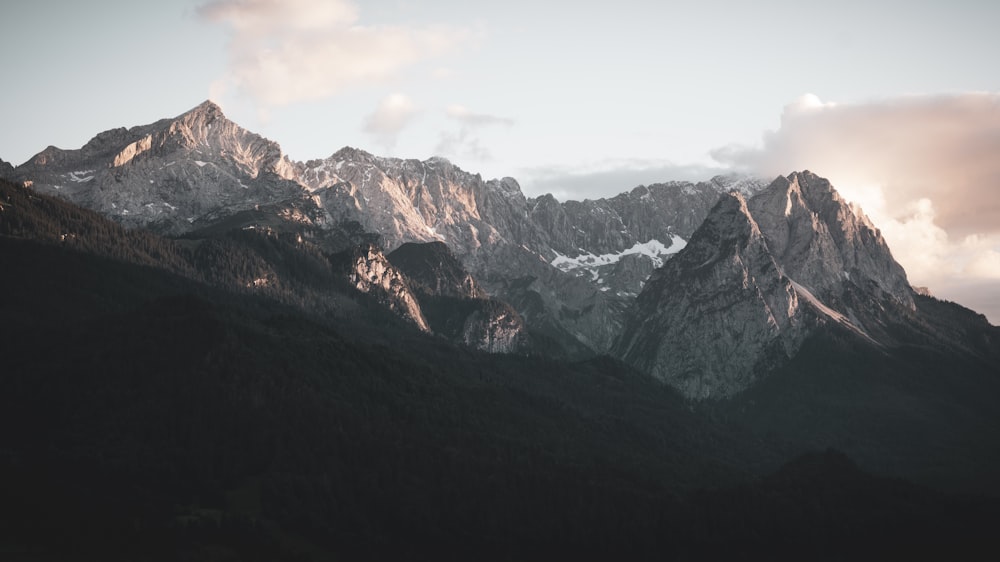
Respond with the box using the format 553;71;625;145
387;241;484;299
387;241;526;354
335;244;430;332
458;299;525;354
615;172;919;399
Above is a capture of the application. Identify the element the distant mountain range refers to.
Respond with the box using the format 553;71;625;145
3;101;999;559
5;101;996;384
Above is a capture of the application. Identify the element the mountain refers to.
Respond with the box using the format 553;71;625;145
10;101;765;356
614;171;996;399
608;170;1000;496
614;190;806;398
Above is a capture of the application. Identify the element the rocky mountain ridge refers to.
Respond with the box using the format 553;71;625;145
8;101;996;383
6;101;765;356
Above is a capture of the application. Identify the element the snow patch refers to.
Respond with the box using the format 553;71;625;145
550;236;687;272
194;160;208;167
67;170;95;182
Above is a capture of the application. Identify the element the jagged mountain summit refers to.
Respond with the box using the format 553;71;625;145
614;191;806;398
614;171;996;399
747;172;913;315
15;101;307;235
10;100;765;357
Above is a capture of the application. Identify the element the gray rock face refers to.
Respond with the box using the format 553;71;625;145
615;193;806;398
748;171;915;344
615;172;918;399
0;158;13;180
536;177;763;258
749;171;913;310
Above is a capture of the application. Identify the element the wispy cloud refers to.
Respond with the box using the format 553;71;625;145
200;0;470;108
363;93;419;149
435;105;514;163
445;105;515;128
713;93;1000;322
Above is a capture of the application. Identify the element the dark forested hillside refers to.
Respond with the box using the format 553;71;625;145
2;178;999;560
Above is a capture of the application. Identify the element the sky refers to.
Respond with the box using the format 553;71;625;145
1;0;999;323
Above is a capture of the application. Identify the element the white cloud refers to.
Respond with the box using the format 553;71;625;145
363;93;418;148
200;0;470;107
713;92;1000;323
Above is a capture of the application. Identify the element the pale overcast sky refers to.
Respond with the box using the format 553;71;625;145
2;0;999;322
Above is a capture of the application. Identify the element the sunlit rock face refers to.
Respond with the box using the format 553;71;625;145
297;149;531;265
748;171;914;312
339;244;431;333
615;172;919;399
14;101;306;235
